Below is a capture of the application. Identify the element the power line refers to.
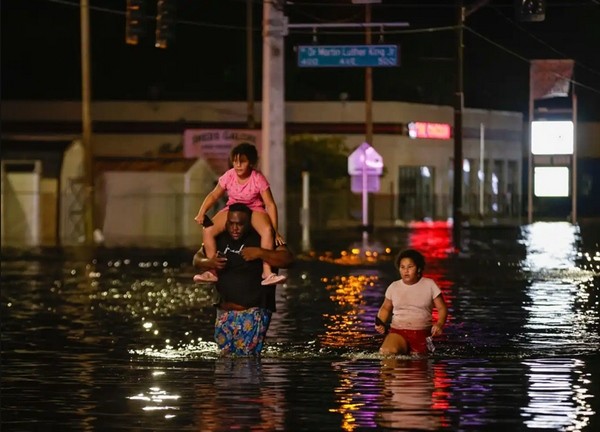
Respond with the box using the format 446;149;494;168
43;0;254;31
488;5;600;79
281;0;597;9
465;26;600;96
32;0;600;97
464;25;531;63
287;25;457;36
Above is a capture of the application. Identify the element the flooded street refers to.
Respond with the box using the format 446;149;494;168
2;221;599;431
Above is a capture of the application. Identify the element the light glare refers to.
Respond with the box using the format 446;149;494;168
534;167;569;197
531;121;574;155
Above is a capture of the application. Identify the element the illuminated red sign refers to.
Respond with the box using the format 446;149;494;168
408;122;451;140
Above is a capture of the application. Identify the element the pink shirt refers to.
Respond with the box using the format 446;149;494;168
385;277;442;330
218;168;270;212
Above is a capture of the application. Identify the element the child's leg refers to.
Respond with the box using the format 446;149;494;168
202;211;227;258
194;211;227;282
251;212;275;277
251;213;286;286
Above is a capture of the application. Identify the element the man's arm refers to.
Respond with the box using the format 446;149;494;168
192;247;227;271
240;244;294;268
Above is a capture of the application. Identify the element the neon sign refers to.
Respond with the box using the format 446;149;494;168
408;122;451;140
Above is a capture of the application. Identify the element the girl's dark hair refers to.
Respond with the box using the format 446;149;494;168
230;142;258;165
395;249;425;274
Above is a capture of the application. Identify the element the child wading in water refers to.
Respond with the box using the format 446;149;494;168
375;249;448;355
194;142;287;286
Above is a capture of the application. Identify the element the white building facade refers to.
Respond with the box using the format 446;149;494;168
1;100;524;247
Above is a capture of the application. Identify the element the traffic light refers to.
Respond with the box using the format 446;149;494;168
515;0;546;22
125;0;145;45
155;0;176;49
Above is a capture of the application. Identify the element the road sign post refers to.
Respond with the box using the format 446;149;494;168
348;143;383;243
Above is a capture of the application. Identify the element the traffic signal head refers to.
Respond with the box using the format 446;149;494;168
126;0;146;45
155;0;176;49
515;0;546;22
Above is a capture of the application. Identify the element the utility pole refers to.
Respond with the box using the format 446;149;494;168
452;0;464;250
262;0;286;236
247;0;255;128
365;3;373;144
452;0;490;249
80;0;94;244
272;1;408;237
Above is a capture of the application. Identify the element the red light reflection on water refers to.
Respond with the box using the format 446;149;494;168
432;363;451;427
408;222;454;259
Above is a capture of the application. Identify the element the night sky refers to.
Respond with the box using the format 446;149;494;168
2;0;600;120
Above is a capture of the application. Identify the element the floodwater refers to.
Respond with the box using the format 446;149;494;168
1;221;599;431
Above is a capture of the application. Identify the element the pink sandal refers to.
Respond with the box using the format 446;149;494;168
261;273;287;286
193;271;218;283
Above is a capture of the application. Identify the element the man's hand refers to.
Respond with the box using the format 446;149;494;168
240;246;263;262
211;255;228;270
240;246;294;268
193;249;227;271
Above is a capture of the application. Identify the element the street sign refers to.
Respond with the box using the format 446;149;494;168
351;175;380;193
297;44;399;68
348;142;384;176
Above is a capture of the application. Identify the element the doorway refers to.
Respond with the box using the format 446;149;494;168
398;166;435;221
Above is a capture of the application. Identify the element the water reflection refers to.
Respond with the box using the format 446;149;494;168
443;359;498;429
128;371;181;418
377;358;447;430
522;358;593;431
407;224;454;259
330;359;380;430
1;221;599;431
194;358;287;431
521;222;600;354
523;222;580;271
320;272;381;349
329;358;449;431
